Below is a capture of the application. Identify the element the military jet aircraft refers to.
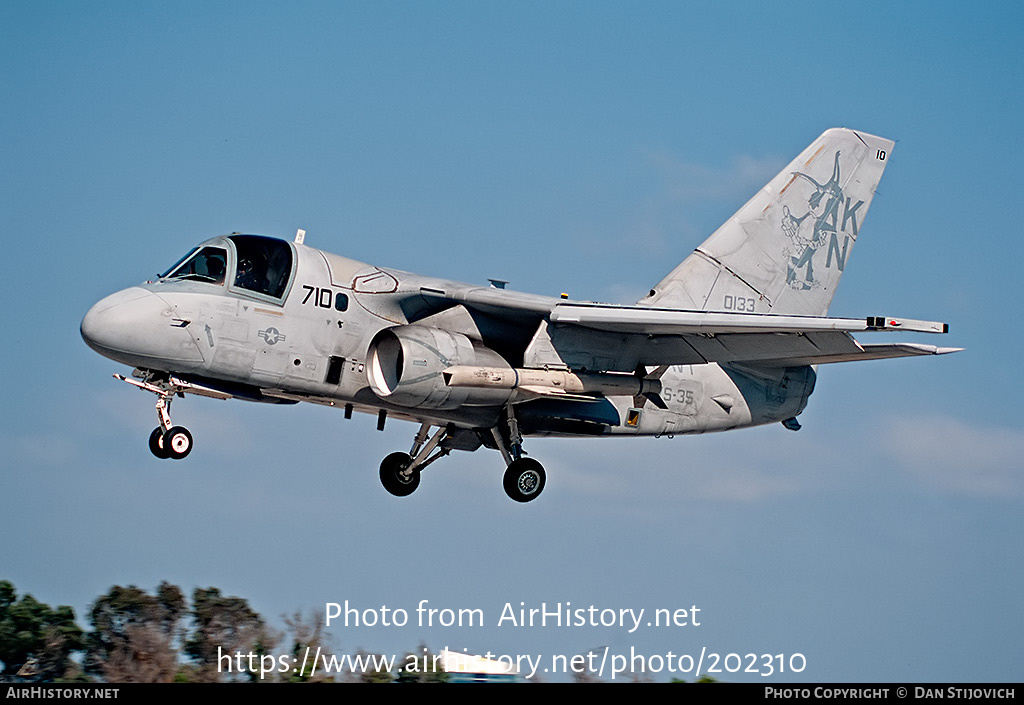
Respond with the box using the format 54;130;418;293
81;128;958;502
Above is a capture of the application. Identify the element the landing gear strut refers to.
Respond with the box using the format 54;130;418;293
491;404;546;503
115;372;194;460
378;423;450;497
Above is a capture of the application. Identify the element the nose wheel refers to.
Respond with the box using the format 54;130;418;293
149;426;193;460
162;426;194;459
149;427;171;459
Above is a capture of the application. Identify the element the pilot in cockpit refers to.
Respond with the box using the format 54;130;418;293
235;257;259;291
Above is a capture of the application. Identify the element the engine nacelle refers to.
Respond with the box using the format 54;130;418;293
367;325;514;409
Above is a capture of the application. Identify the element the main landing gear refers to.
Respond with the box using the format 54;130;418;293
115;373;194;460
379;405;547;503
491;404;546;503
378;423;451;497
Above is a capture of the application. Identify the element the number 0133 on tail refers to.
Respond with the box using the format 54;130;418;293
81;128;959;502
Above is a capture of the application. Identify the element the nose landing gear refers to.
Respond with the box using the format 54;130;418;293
115;372;194;460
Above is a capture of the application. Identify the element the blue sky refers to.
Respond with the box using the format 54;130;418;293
2;1;1021;682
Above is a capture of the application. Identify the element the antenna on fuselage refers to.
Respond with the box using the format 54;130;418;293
295;228;306;245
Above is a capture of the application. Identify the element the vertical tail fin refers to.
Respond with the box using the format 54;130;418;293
641;128;894;316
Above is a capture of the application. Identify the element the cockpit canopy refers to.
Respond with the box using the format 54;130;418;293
160;234;294;301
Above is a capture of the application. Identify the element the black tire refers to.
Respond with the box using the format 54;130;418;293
379;452;420;497
164;426;193;460
503;458;546;502
149;427;170;459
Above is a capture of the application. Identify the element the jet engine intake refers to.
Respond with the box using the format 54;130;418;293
367;325;514;409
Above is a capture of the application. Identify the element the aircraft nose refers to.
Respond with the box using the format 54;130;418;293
81;287;205;367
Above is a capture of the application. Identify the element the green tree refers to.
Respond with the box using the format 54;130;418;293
0;580;84;681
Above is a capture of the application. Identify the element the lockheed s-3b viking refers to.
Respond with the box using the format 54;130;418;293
81;128;958;502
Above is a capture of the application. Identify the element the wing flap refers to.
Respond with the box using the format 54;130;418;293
750;343;963;368
683;330;865;364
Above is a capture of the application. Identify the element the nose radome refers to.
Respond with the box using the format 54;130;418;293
81;287;205;367
81;287;153;353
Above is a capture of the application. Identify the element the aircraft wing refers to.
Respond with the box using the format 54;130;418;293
404;283;959;370
524;303;959;370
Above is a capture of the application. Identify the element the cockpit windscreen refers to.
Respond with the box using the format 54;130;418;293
162;247;228;284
